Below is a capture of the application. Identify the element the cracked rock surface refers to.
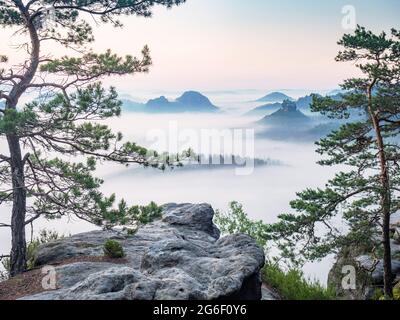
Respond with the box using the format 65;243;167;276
21;203;265;300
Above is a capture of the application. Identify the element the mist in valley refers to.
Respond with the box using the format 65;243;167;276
0;90;343;283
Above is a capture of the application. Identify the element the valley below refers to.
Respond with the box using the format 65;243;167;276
0;89;345;284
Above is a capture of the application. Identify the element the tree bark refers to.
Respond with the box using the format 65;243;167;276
376;131;393;298
5;0;40;277
7;134;27;276
368;86;393;298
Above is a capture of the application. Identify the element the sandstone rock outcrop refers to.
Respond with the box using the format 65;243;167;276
21;203;265;300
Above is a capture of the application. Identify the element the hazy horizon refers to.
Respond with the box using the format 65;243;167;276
1;0;399;96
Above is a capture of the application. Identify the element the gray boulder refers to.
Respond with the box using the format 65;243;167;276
21;203;265;300
355;255;400;284
392;212;400;243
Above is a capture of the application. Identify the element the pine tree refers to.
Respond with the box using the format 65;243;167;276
270;26;400;298
0;0;185;276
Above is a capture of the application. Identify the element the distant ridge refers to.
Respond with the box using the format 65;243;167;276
295;94;318;110
244;102;282;117
245;94;320;117
254;92;293;103
120;99;146;112
122;91;220;113
257;100;311;126
327;89;346;96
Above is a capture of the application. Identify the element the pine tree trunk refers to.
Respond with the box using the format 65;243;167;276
7;134;27;277
4;1;40;277
377;137;393;298
382;194;393;297
368;87;393;298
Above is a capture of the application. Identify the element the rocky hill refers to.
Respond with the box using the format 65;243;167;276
122;91;220;113
257;100;311;127
244;102;282;117
15;204;265;300
246;94;321;117
254;92;293;103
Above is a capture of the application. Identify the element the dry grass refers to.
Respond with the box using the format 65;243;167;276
0;256;128;300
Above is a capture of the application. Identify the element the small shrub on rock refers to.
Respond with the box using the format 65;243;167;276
214;201;269;249
103;239;125;259
27;230;64;269
0;229;63;281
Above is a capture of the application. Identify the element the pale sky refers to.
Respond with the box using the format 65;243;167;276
1;0;400;94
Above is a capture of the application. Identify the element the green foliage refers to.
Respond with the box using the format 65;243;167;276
374;290;400;301
262;263;335;300
373;282;400;300
214;202;334;300
26;152;163;227
0;82;166;229
26;230;64;269
0;108;36;135
0;0;187;276
0;5;23;26
102;201;163;228
0;230;63;281
372;288;384;300
0;2;187;217
214;201;270;249
103;239;125;259
394;286;400;300
269;26;400;268
40;48;152;77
